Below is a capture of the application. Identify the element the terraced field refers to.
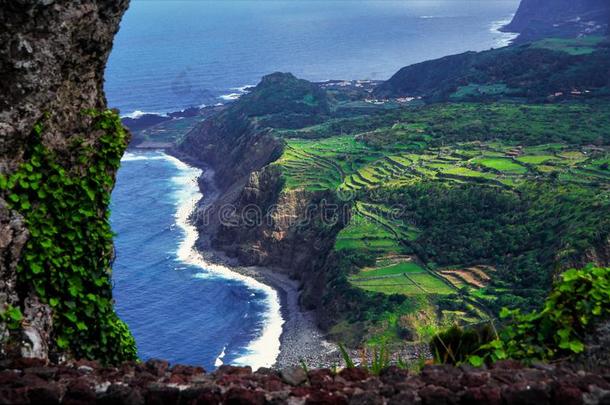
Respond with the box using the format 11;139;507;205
334;212;405;255
278;136;609;193
349;259;455;296
438;265;494;290
276;145;343;190
271;108;609;343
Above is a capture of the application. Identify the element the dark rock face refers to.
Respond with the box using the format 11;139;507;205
1;359;609;404
504;0;610;42
0;0;129;359
176;73;344;310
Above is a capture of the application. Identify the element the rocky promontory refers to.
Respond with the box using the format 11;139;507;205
503;0;610;42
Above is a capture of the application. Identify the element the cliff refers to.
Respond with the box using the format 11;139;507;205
177;73;348;326
0;0;135;363
504;0;610;42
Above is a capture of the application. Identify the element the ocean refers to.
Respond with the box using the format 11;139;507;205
108;0;520;369
110;152;282;370
105;0;519;116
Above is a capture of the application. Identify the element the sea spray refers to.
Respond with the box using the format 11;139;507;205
165;154;284;369
490;14;518;47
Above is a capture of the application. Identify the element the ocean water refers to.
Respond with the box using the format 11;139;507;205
110;152;282;369
106;0;519;116
108;1;520;368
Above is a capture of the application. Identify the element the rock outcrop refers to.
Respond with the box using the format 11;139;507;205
0;0;129;360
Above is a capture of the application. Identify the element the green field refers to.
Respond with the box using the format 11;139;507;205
531;36;604;56
471;157;528;174
352;262;425;279
350;263;455;296
334;212;405;255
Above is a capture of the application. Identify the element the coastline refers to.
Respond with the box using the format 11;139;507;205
167;149;339;369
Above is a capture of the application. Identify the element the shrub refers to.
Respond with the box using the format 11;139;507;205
430;323;495;365
479;265;610;363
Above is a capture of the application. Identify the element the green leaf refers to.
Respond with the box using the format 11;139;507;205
569;340;585;353
468;355;484;367
499;307;512;319
56;336;69;349
7;307;23;322
30;262;43;274
64;312;77;323
562;269;579;282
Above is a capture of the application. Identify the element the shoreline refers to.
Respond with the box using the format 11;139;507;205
167;149;339;369
165;152;282;370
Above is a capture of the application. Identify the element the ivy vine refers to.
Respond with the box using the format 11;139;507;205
0;110;137;363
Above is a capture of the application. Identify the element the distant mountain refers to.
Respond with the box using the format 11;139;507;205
503;0;610;42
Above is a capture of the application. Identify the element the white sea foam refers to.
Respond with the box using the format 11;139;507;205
162;153;284;370
218;84;255;102
121;110;168;119
219;93;242;101
121;152;169;162
231;84;255;93
490;14;518;48
214;346;226;367
192;272;217;280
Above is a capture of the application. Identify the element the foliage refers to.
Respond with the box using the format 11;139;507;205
479;265;610;363
0;305;23;330
0;110;137;364
368;345;391;375
430;323;495;365
338;343;394;375
338;343;355;369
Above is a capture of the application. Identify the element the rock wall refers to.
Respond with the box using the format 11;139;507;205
1;358;610;404
0;0;129;360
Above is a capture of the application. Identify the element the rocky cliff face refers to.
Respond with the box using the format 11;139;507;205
0;0;129;361
504;0;610;42
178;73;346;319
211;165;347;279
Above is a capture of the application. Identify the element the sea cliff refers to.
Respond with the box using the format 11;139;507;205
503;0;610;42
